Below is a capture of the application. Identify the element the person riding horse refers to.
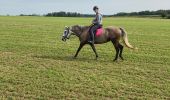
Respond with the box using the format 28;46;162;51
88;6;103;44
62;6;137;61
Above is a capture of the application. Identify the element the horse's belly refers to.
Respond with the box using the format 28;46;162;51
95;34;109;44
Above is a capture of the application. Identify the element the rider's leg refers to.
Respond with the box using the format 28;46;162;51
88;26;92;40
89;25;99;43
88;25;94;43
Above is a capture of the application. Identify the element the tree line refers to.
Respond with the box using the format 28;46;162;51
114;10;170;19
46;12;81;17
19;10;170;19
45;11;96;17
19;12;96;17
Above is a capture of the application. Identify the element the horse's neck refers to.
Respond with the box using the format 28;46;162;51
81;26;90;34
76;26;90;37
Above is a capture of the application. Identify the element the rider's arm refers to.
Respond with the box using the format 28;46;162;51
93;14;102;24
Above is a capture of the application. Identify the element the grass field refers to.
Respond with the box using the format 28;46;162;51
0;16;170;99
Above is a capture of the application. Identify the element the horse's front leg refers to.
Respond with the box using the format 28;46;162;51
74;43;85;58
89;43;98;60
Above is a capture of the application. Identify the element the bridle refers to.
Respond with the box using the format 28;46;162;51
62;26;73;41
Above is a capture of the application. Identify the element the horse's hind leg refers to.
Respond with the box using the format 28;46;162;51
113;45;119;61
118;43;124;60
111;39;120;61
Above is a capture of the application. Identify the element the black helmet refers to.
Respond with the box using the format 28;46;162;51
93;6;99;11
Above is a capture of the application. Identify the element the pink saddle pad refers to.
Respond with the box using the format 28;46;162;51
96;28;103;37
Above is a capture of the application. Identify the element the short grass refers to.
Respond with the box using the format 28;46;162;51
0;16;170;99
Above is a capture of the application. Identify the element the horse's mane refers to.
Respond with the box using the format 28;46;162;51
79;25;90;31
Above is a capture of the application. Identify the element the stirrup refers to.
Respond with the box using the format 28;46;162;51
88;40;94;44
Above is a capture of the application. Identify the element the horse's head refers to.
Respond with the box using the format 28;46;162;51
62;25;82;42
62;26;72;42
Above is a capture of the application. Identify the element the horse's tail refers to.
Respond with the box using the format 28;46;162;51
120;28;137;50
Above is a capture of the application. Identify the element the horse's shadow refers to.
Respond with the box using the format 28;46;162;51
33;54;118;63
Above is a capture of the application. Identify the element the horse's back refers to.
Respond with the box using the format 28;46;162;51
94;28;110;44
94;26;121;44
105;26;122;38
80;25;121;44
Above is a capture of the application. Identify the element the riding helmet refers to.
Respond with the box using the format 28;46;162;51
93;6;99;11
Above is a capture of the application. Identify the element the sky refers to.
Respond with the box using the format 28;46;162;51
0;0;170;15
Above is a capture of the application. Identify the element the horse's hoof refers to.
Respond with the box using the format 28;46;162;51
113;59;118;62
73;56;77;59
95;56;98;60
120;57;124;60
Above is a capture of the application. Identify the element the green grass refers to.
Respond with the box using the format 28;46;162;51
0;16;170;99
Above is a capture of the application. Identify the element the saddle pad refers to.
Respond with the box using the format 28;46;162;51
96;28;103;37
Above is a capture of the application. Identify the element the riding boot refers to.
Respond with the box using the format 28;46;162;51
88;32;94;44
91;32;94;44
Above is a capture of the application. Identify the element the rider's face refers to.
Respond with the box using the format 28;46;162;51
94;9;99;13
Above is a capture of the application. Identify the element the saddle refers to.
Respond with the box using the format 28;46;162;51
95;25;103;37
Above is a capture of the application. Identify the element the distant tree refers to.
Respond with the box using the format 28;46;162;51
46;11;83;17
20;14;24;16
161;12;167;18
114;12;128;16
138;11;150;15
19;14;40;16
129;12;138;16
167;15;170;19
114;9;170;17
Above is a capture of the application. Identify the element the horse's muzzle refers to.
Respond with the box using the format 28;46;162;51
62;36;66;42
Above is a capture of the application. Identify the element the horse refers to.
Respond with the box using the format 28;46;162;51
62;25;136;61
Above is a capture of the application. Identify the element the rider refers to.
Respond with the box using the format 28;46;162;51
88;6;103;44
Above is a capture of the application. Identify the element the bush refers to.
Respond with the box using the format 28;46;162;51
167;15;170;19
161;13;167;18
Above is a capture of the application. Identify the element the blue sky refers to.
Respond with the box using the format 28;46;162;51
0;0;170;15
